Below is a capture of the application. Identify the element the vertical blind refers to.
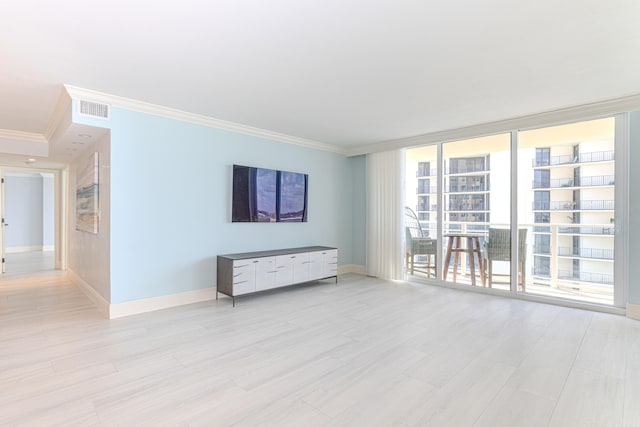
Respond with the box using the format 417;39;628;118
366;149;405;280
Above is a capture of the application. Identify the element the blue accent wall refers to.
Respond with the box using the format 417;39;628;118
75;104;362;303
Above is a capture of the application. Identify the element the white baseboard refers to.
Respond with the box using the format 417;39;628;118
627;303;640;321
109;288;217;319
72;265;364;319
6;246;44;253
67;268;110;318
338;264;366;275
43;245;54;252
69;267;217;319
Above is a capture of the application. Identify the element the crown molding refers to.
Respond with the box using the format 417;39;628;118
64;85;348;155
346;93;640;156
0;129;47;143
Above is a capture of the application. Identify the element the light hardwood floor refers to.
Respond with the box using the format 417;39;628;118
1;272;639;426
4;250;55;276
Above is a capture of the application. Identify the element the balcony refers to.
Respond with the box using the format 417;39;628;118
416;185;437;194
446;185;488;193
417;169;437;178
533;244;551;255
532;150;614;167
445;166;489;175
557;247;614;260
532;178;572;189
532;175;615;189
407;221;615;305
417;204;438;212
577;175;615;187
557;226;614;235
447;204;487;212
532;200;614;211
557;270;614;286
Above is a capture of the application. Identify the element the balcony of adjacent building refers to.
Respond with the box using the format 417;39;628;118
417;201;438;212
532;200;614;211
444;156;490;176
445;182;489;194
444;167;490;176
446;203;489;212
532;150;614;168
556;225;615;236
532;175;615;189
416;168;437;178
416;184;438;195
557;247;614;261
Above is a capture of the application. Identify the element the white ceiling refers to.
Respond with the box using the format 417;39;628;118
1;0;639;150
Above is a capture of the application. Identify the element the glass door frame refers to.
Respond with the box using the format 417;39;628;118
408;113;628;312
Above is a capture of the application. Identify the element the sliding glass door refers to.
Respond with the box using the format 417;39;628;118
405;146;438;278
518;118;616;305
404;116;624;308
442;134;511;288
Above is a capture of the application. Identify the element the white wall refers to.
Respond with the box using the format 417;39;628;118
68;134;111;302
43;175;54;249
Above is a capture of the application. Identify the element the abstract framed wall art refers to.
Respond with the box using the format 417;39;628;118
76;152;99;234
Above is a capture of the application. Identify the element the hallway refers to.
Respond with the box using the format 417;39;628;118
3;250;54;276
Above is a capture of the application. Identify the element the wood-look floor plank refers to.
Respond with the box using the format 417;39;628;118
1;270;639;426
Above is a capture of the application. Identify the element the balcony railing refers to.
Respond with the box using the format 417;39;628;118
533;268;551;277
417;169;437;177
445;165;489;174
557;270;614;285
557;225;614;235
533;245;551;255
447;204;487;211
417;204;438;212
417;186;437;194
577;175;615;187
533;175;615;189
410;221;615;300
533;178;570;189
532;150;614;167
533;200;614;211
446;185;487;193
558;247;614;260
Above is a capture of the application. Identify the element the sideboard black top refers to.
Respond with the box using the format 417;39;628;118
218;246;337;261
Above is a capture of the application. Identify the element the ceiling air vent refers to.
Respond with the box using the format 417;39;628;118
79;100;110;120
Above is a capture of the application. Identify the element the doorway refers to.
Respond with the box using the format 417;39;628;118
2;170;56;275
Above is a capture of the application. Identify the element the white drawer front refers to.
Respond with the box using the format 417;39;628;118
232;259;257;295
233;279;256;295
232;264;252;283
323;249;338;277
